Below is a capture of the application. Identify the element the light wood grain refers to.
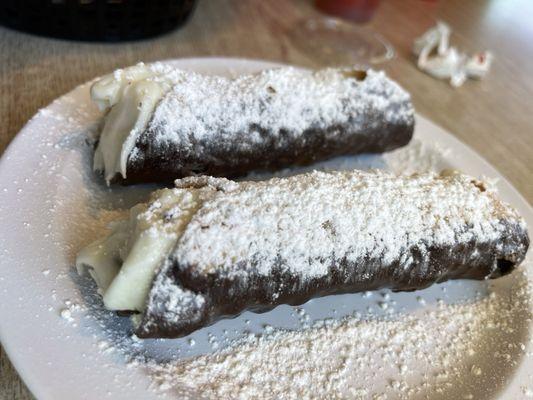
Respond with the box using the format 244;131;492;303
1;0;532;398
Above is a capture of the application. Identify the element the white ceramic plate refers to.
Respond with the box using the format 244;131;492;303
0;58;531;400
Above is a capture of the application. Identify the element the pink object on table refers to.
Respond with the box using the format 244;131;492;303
315;0;381;23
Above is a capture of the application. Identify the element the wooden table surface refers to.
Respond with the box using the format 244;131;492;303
1;0;532;398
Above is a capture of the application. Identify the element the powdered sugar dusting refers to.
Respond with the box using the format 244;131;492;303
172;170;524;279
138;259;207;334
138;63;413;158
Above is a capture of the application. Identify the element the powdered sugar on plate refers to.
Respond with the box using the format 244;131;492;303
147;270;533;400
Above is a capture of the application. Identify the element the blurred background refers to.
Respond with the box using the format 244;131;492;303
1;0;532;397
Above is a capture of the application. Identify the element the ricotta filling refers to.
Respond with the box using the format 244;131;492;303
91;64;171;183
76;188;202;312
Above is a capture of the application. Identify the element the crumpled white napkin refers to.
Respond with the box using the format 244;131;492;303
413;21;493;87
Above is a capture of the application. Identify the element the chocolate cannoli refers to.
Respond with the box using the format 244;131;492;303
91;63;414;184
76;170;529;338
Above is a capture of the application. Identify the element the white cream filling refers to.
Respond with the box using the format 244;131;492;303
91;64;172;183
76;188;202;311
75;220;130;294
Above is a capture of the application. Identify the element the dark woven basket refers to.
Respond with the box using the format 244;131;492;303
0;0;197;42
